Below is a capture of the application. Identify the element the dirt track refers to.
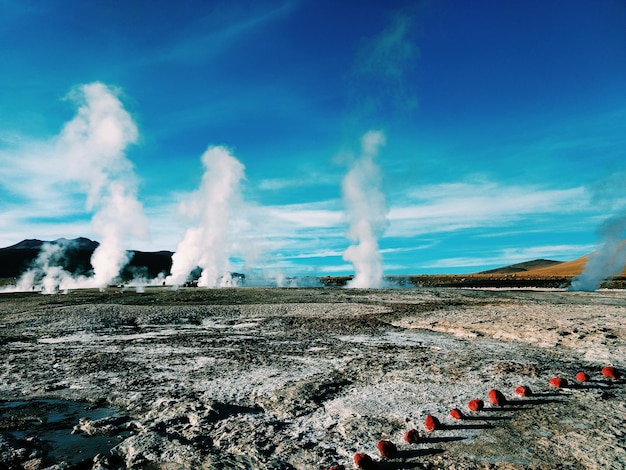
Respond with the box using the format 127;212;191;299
1;287;624;469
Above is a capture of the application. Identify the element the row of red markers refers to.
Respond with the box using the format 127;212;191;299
328;365;622;470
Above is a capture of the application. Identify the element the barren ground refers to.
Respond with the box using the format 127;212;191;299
0;287;624;469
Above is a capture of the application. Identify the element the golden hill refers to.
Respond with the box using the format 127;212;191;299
523;248;626;278
522;255;589;277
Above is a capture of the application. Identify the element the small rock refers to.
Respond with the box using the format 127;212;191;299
22;458;43;470
575;371;590;382
403;428;420;444
425;414;441;431
601;366;621;380
353;452;375;469
488;389;506;406
467;399;484;411
549;377;568;388
376;439;396;458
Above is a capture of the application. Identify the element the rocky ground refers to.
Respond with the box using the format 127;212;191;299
0;287;624;469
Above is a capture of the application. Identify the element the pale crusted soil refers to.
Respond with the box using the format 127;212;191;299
0;287;624;469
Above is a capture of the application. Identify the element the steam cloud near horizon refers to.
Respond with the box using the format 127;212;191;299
12;83;148;292
166;146;246;288
342;130;388;288
569;211;626;292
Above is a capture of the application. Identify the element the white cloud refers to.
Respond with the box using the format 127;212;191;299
149;2;297;65
257;171;338;191
388;182;590;237
265;202;343;229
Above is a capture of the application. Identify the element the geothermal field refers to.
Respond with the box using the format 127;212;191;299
1;286;624;469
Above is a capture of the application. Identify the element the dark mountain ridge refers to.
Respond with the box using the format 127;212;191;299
7;237;100;251
0;238;172;280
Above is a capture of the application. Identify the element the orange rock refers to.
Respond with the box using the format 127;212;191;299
376;440;396;458
353;453;375;470
601;366;621;380
467;399;484;411
575;371;590;382
425;414;441;431
488;389;507;406
549;377;567;388
403;428;420;444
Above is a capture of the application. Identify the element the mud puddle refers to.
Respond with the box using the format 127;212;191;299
0;399;126;467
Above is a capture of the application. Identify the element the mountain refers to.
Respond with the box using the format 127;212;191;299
6;239;47;250
478;252;626;278
478;259;563;274
521;255;589;277
6;237;100;251
0;238;172;280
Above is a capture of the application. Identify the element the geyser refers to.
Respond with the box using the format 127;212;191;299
341;130;388;288
166;146;245;288
569;214;626;292
15;241;72;294
59;83;148;289
11;82;147;292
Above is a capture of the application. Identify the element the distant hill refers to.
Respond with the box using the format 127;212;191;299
6;237;99;251
479;259;563;274
477;252;626;279
521;254;589;277
0;238;172;280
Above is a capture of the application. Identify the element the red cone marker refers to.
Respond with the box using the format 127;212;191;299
425;414;441;431
353;453;375;470
601;366;621;380
575;371;590;382
549;377;567;388
450;408;463;419
467;399;484;411
488;389;507;406
403;428;420;444
515;385;532;397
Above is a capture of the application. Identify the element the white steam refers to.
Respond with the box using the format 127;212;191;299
9;82;148;293
58;83;148;288
15;241;72;294
166;146;245;288
569;213;626;291
342;130;388;288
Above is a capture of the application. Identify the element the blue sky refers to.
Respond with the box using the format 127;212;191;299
1;0;625;275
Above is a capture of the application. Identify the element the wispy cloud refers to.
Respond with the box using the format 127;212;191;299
148;1;298;65
0;139;86;247
257;171;339;191
351;9;420;118
388;182;589;237
264;202;343;229
356;12;418;83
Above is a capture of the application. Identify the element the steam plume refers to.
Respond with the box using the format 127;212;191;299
15;241;72;294
166;146;245;288
58;82;148;288
342;130;388;288
8;82;148;293
569;212;626;291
